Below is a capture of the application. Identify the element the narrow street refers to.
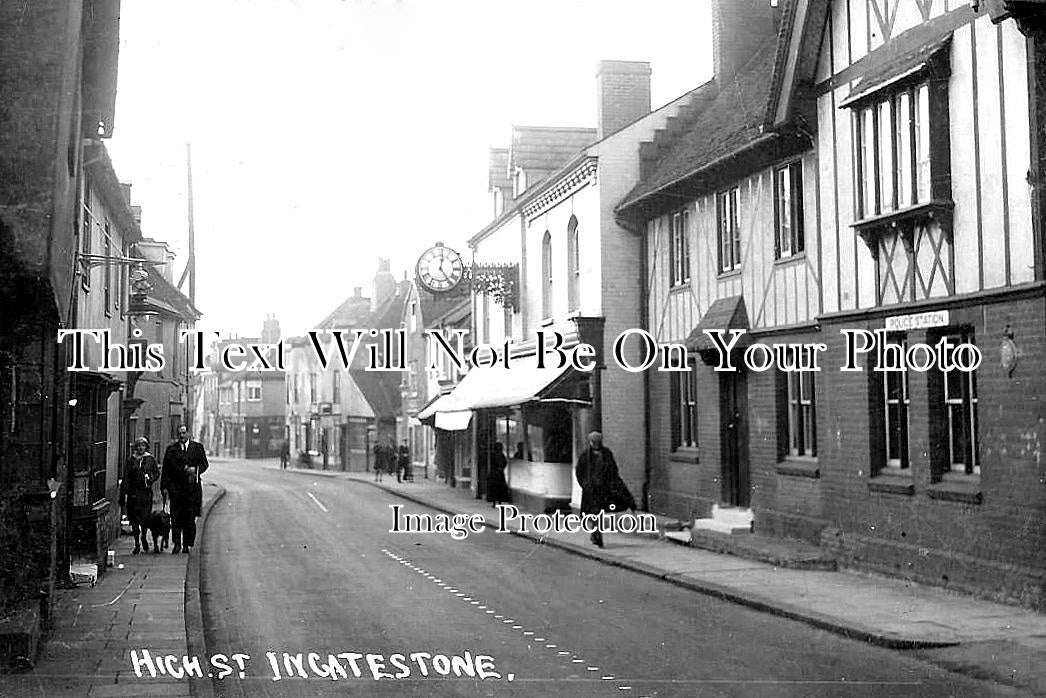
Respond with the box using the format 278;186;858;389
199;460;1009;697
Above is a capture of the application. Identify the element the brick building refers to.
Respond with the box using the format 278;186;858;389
617;0;1046;608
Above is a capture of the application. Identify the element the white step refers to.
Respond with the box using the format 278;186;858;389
691;505;753;535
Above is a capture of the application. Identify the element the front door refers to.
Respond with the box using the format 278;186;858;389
719;370;750;507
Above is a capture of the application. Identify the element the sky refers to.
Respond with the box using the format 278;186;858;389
107;0;714;339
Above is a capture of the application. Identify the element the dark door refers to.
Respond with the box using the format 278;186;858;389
719;370;750;507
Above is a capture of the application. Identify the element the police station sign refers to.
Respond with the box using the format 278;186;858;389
884;310;950;332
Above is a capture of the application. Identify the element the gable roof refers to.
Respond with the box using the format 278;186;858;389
617;39;781;212
349;368;400;419
508;126;596;173
488;148;510;191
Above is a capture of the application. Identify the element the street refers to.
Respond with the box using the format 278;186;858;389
198;460;1011;697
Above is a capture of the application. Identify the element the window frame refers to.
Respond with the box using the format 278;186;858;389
668;209;691;286
929;328;980;480
567;215;580;311
670;360;698;451
773;161;805;259
716;188;741;274
541;230;553;320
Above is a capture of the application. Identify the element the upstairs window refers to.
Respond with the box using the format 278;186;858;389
669;209;690;286
716;188;741;273
774;161;805;258
541;231;552;319
567;216;580;311
854;83;933;220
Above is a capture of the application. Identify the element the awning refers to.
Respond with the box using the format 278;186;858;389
839;34;951;108
435;411;472;431
418;354;577;419
685;296;752;353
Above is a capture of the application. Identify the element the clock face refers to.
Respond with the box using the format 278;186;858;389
415;244;465;293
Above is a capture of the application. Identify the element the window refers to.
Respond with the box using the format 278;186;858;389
854;84;932;220
716;188;741;273
81;187;92;290
670;361;698;450
309;373;317;403
877;336;910;471
292;374;300;404
332;372;341;403
781;356;816;458
541;230;552;319
567;216;580;311
103;222;112;314
774;162;805;258
496;410;524;460
931;330;980;477
669;209;690;285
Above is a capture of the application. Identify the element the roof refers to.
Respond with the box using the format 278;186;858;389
349;368;400;418
488;148;510;191
618;40;780;211
314;293;372;329
147;268;201;320
84;142;142;242
508;126;596;173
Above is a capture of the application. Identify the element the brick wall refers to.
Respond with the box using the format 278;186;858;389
596;61;650;140
812;292;1046;608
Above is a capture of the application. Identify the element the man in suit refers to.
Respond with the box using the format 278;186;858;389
162;424;209;554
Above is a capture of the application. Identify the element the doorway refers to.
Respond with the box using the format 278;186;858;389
719;370;750;507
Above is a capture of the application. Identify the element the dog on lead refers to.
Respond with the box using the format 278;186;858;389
144;510;171;553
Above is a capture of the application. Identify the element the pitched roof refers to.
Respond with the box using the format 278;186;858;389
618;40;780;211
349;368;400;418
508;126;596;173
488;148;510;191
146;266;201;320
314;293;372;329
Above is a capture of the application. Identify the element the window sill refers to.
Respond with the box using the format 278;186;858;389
539;317;554;327
669;282;691;293
775;456;819;478
851;199;954;237
669;447;699;465
774;251;807;266
868;472;914;496
926;477;982;505
717;269;742;281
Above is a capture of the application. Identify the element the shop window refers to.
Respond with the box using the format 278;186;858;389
774;161;805;259
670;361;698;450
524;405;572;463
716;188;741;273
669;209;690;285
496;410;524;459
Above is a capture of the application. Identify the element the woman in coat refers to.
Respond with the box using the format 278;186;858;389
486;442;511;506
574;431;635;548
120;437;160;554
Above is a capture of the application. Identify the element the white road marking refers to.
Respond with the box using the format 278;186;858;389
306;491;329;512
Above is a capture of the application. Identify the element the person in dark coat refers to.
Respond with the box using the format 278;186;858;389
120;437;160;554
373;439;387;482
486;442;510;506
397;439;412;482
162;424;209;554
280;440;290;469
575;431;635;548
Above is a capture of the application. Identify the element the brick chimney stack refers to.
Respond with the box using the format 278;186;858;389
596;60;651;139
711;0;780;82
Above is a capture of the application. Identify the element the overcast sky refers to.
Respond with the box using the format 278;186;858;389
107;0;714;339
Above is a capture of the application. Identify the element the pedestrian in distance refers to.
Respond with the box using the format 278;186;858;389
280;439;290;469
397;439;411;482
120;437;160;554
575;431;636;548
162;424;209;554
486;442;510;507
373;439;386;482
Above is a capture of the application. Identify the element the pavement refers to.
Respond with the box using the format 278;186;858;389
0;481;223;698
3;458;1044;695
266;461;1046;695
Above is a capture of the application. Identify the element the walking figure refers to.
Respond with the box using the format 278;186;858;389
162;425;209;554
120;437;160;554
575;431;635;548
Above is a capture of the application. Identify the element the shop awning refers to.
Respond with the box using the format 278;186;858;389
434;410;472;431
418;355;577;420
685;296;753;353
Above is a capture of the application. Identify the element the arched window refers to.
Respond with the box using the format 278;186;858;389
567;215;579;311
541;230;552;319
